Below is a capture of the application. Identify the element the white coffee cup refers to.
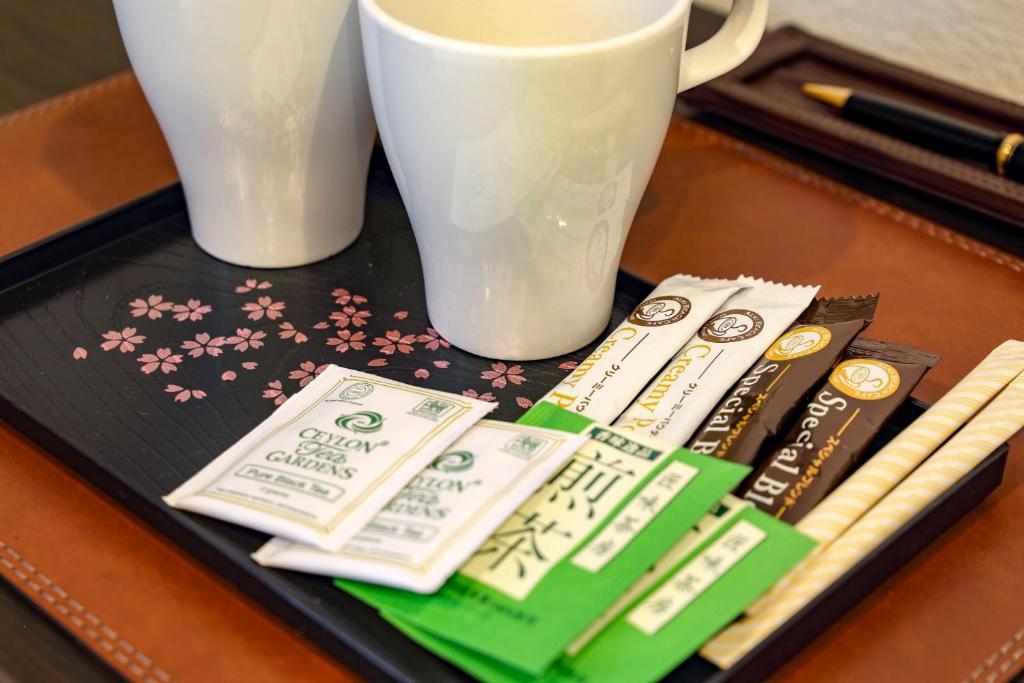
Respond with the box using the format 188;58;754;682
114;0;377;268
359;0;768;360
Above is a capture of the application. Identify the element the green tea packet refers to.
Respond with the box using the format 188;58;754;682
566;494;751;655
382;505;814;683
340;403;750;675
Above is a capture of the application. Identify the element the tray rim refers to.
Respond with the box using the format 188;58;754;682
0;183;1010;682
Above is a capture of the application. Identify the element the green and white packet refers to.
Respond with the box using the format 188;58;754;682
251;421;588;593
566;493;750;655
382;505;814;683
340;403;750;675
164;366;495;551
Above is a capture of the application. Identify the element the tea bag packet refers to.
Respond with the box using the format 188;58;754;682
687;295;878;466
739;339;939;523
532;274;744;423
381;505;814;683
251;421;588;593
164;366;495;551
614;277;819;445
340;417;750;675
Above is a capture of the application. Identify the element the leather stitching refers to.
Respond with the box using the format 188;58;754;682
0;537;172;682
681;119;1024;274
965;628;1024;683
0;71;135;130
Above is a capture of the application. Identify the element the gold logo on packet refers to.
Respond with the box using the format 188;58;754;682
628;296;692;327
829;359;900;400
765;325;832;360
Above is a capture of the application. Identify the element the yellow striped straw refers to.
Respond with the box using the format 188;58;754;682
746;340;1024;615
702;356;1024;669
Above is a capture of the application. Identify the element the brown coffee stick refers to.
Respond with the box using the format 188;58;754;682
737;337;939;524
687;295;878;466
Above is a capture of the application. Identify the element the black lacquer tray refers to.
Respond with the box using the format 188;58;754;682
0;148;1008;682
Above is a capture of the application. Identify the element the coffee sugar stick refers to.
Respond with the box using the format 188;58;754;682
745;339;1024;616
737;339;939;524
702;358;1024;669
687;295;877;466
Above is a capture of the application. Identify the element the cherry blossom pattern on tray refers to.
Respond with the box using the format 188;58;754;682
242;296;286;321
331;306;371;328
327;329;366;353
172;298;212;322
374;329;416;355
181;332;226;358
226;328;266;352
166;385;206;403
278;322;308;344
101;327;146;353
418;327;450;351
130;295;174;320
234;279;272;293
289;361;328;388
263;380;288;406
462;388;497;402
77;278;577;412
332;288;367;306
138;348;183;374
481;362;525;389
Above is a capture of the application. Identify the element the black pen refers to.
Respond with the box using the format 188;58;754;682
801;83;1024;183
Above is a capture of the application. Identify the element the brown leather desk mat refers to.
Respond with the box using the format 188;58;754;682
1;73;1022;683
684;25;1024;230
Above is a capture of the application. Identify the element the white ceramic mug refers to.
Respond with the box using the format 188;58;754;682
359;0;768;360
114;0;377;268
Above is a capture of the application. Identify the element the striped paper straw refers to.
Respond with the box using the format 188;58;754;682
746;340;1024;615
702;369;1024;668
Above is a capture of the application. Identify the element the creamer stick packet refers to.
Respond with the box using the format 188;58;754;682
381;506;814;683
614;277;819;445
533;274;744;423
252;421;588;593
340;403;750;676
164;366;495;551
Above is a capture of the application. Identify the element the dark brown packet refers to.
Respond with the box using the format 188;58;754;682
686;295;878;466
736;338;940;524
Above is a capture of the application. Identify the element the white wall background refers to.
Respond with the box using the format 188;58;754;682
698;0;1024;106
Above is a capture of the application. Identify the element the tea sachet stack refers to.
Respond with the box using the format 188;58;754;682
336;274;823;683
341;403;815;683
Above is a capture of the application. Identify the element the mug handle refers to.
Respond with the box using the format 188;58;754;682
677;0;770;92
